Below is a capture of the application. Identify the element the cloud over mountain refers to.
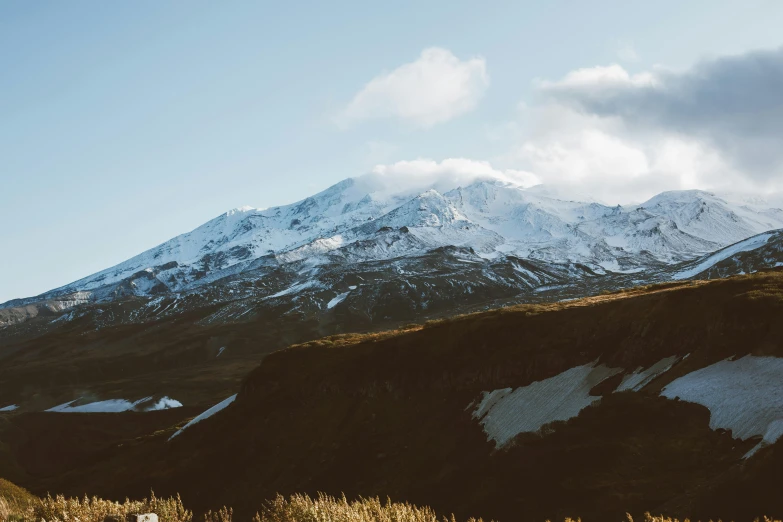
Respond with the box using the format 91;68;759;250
365;158;539;197
537;46;783;182
485;46;783;204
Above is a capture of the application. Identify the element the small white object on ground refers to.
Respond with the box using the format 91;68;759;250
127;514;158;522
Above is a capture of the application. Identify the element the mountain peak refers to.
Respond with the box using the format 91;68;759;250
640;189;720;207
227;205;256;215
10;181;783;306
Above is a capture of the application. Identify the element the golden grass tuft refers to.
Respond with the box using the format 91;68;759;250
628;513;781;522
252;493;487;522
0;489;191;522
0;478;36;522
2;486;781;522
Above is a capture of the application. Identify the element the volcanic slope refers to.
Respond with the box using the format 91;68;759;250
5;179;783;331
3;182;783;412
4;269;783;522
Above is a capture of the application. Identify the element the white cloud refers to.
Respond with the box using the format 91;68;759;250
537;63;658;91
493;101;758;204
362;158;539;197
353;47;783;205
337;48;489;128
488;47;783;203
537;47;783;183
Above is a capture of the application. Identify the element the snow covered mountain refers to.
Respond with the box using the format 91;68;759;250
3;175;783;330
671;228;783;280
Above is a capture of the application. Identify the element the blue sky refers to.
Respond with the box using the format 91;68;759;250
2;0;783;302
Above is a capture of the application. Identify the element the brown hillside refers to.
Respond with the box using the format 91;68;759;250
3;270;783;522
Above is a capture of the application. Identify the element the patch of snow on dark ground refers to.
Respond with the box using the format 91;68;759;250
473;363;622;447
169;394;237;440
661;355;783;457
46;396;182;413
327;291;350;309
142;397;183;411
672;232;774;280
615;356;682;392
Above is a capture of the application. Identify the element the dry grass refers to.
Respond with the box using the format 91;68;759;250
1;490;191;522
0;479;36;522
253;493;486;522
628;514;781;522
284;279;708;355
2;487;781;522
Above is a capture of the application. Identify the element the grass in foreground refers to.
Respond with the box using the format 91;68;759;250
1;486;780;522
1;489;191;522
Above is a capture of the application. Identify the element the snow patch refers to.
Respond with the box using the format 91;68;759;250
327;292;350;309
46;396;182;413
216;346;226;358
615;356;681;392
169;394;237;440
661;356;783;450
142;396;183;411
672;232;774;280
744;419;783;458
472;363;622;447
264;280;321;299
0;404;18;412
47;399;137;413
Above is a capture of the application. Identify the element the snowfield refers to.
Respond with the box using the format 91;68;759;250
169;394;237;440
473;363;622;447
615;356;682;392
264;280;323;300
46;396;182;413
144;397;184;411
745;419;783;458
469;353;783;452
661;356;783;457
326;291;350;309
672;232;775;280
